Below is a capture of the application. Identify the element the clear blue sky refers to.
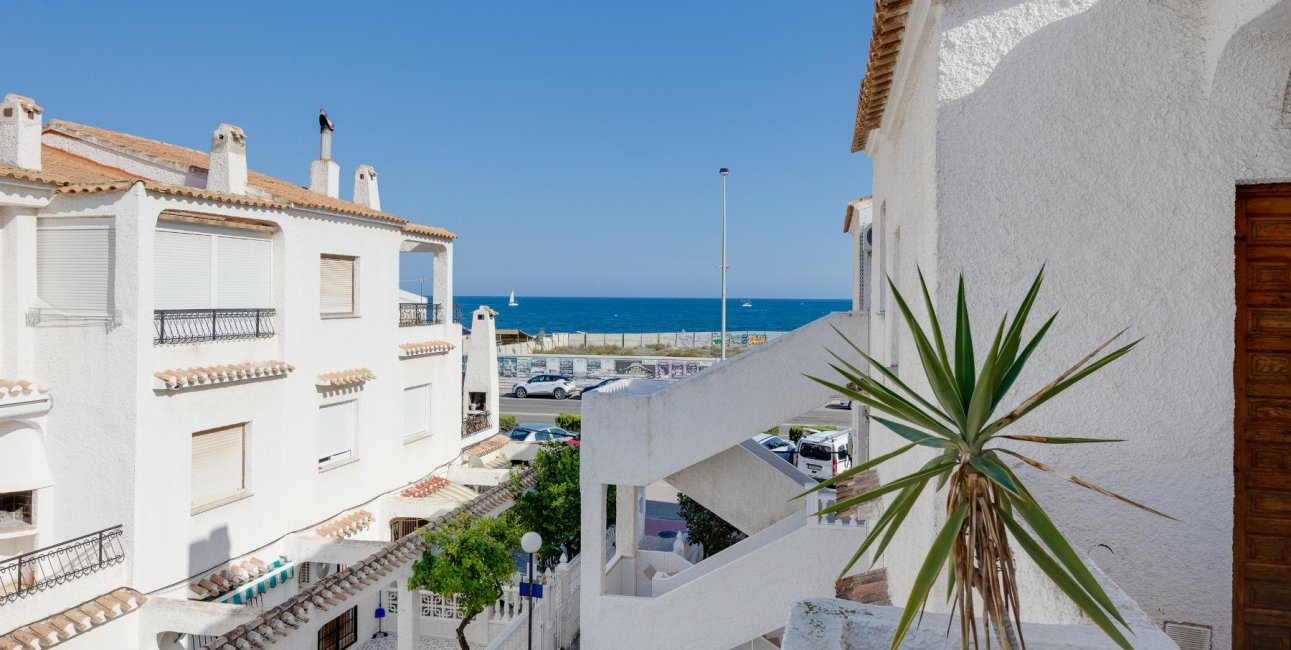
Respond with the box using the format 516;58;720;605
10;1;874;298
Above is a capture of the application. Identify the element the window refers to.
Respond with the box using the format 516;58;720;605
390;517;430;539
403;384;430;438
799;443;832;461
320;255;357;316
155;226;273;310
191;424;247;510
316;606;357;650
319;401;356;467
37;219;114;312
0;491;33;531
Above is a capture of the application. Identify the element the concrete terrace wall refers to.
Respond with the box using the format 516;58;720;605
864;1;1291;645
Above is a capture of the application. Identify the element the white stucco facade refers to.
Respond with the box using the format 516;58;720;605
0;96;484;649
852;1;1291;647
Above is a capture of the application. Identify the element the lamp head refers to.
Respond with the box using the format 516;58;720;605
521;531;543;554
719;167;730;175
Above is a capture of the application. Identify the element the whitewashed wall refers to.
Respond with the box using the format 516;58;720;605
863;1;1291;646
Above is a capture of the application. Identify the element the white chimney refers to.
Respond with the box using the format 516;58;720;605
353;164;380;210
310;109;339;198
207;123;247;195
0;93;43;171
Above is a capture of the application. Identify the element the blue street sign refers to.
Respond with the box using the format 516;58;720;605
519;582;543;598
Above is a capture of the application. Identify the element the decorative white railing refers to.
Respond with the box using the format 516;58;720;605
805;483;865;528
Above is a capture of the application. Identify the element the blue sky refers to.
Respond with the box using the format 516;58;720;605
11;1;873;298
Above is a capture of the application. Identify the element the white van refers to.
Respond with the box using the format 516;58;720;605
796;429;853;481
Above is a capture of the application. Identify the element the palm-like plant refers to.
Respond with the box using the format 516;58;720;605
802;268;1172;650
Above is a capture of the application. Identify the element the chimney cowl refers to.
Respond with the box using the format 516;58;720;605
353;164;380;210
0;93;44;171
207;123;247;195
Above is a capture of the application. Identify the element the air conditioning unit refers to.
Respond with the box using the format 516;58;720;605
861;224;874;253
1163;622;1212;650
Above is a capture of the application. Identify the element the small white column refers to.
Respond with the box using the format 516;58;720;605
397;580;417;650
0;93;42;171
207;123;247;195
353;164;380;210
615;485;645;558
310;159;340;198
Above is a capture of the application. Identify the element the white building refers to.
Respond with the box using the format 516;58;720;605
0;93;517;649
786;1;1291;648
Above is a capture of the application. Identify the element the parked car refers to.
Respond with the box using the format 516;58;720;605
506;424;579;445
577;378;619;398
752;433;795;464
796;429;853;481
513;374;576;399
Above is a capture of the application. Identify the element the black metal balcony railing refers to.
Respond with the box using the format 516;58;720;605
154;309;276;344
463;411;491;437
0;525;125;605
399;302;445;327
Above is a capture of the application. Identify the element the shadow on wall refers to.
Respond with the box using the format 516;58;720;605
189;525;231;593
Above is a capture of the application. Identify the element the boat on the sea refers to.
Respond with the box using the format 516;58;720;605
741;299;752;308
509;291;518;307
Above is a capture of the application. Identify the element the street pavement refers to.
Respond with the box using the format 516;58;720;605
499;393;853;428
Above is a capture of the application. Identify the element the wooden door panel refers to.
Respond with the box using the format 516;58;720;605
1237;185;1291;648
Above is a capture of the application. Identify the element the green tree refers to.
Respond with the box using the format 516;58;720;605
677;493;746;555
499;414;518;432
510;443;581;568
408;514;520;650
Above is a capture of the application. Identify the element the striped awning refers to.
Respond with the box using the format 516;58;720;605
219;558;295;605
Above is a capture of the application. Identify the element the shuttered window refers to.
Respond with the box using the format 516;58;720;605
403;384;430;438
191;424;246;509
155;230;213;309
37;221;114;312
319;401;356;466
320;256;356;315
217;236;273;308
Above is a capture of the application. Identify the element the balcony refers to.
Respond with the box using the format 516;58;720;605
399;302;445;327
154;309;276;344
0;525;125;605
463;411;491;437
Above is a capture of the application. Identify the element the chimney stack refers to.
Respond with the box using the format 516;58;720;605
0;93;43;171
353;164;380;210
310;108;339;198
207;123;247;195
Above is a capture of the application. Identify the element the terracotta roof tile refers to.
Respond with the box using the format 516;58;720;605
403;222;456;240
315;510;374;539
0;379;48;399
155;361;294;390
0;588;145;648
317;368;375;386
851;0;913;152
401;476;450;498
202;468;536;650
463;434;509;459
41;120;455;237
399;340;455;357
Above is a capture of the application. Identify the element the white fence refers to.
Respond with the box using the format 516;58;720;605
485;554;581;650
497;330;786;355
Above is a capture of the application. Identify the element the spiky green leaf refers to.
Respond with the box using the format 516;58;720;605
793;443;918;498
813;462;954;516
873;417;959;449
889;276;967;427
891;502;970;650
954;277;976;406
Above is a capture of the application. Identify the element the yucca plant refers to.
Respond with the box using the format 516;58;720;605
800;267;1172;650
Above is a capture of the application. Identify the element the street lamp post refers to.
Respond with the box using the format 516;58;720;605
719;168;730;361
521;531;542;650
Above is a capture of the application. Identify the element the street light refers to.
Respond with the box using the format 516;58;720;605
719;168;730;361
521;531;542;650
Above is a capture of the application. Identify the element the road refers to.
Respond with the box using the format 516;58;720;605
499;394;854;428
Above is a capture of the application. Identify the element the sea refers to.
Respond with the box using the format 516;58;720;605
453;296;851;334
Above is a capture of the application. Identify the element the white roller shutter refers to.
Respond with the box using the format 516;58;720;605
319;401;356;464
320;256;355;315
217;236;273;308
155;230;213;309
37;223;113;312
191;425;245;507
403;384;430;438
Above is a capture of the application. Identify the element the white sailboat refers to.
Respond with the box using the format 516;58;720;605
508;291;518;307
741;299;752;308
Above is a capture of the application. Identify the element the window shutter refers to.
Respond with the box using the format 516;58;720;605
192;425;245;507
155;230;213;310
318;401;356;463
217;235;273;308
37;223;113;312
320;257;355;314
403;384;430;437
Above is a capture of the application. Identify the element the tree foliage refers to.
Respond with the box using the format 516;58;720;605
408;514;520;650
499;414;518;432
677;493;746;555
554;412;581;433
510;443;581;568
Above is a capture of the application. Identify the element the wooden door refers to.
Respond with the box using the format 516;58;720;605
1236;184;1291;648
